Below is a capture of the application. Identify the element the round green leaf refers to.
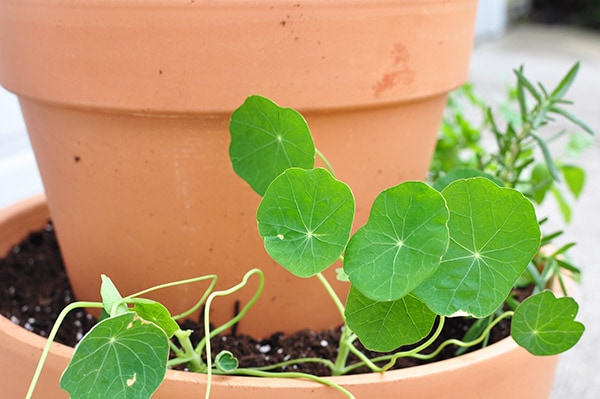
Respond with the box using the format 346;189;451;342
215;351;239;372
229;95;315;196
414;178;541;317
257;167;354;278
344;181;449;301
345;287;436;352
60;312;169;399
512;290;584;356
132;299;179;338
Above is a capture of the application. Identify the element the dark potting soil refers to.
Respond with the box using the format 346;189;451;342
0;222;523;376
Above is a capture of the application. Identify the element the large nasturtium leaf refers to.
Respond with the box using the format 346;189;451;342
345;287;437;352
257;167;354;277
344;181;449;302
229;95;315;196
512;290;584;356
132;299;179;339
413;178;541;318
60;312;169;399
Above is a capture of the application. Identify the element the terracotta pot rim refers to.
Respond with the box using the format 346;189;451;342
0;195;525;390
4;0;474;8
0;0;477;113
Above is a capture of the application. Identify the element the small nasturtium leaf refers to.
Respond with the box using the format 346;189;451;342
229;95;315;196
344;181;449;301
257;168;354;277
413;178;541;318
512;290;584;356
215;351;239;372
100;274;128;316
345;287;437;352
60;312;169;399
132;299;179;338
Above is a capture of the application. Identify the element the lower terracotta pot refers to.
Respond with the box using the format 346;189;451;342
0;197;559;398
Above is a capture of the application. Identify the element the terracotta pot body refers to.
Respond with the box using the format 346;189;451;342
0;197;560;398
0;0;478;336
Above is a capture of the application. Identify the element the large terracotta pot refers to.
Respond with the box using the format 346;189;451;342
0;0;478;337
0;197;560;398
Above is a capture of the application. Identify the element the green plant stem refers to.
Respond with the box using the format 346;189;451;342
198;269;265;352
251;357;336;372
316;147;336;177
314;271;354;376
332;326;357;376
316;272;345;317
168;329;205;372
126;274;218;320
221;368;356;399
26;301;105;399
203;269;265;399
169;340;185;358
410;312;513;361
340;316;447;374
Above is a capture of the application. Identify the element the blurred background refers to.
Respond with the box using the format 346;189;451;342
1;1;598;397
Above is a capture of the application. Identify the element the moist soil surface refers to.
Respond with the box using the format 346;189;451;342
0;222;525;376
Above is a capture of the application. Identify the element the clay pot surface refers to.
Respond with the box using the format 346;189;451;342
0;0;478;336
0;197;559;399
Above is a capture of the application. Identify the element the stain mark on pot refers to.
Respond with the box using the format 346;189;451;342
373;43;415;98
158;69;163;75
73;156;81;163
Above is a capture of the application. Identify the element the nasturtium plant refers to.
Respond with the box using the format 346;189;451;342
229;95;315;196
60;312;169;399
257;167;354;278
512;291;585;356
414;178;541;318
28;91;586;399
344;181;449;302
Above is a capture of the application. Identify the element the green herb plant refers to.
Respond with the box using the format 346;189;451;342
28;90;585;399
431;62;593;224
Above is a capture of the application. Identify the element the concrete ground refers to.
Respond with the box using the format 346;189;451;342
1;22;598;398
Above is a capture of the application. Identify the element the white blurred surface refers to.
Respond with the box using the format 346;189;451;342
0;87;43;208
